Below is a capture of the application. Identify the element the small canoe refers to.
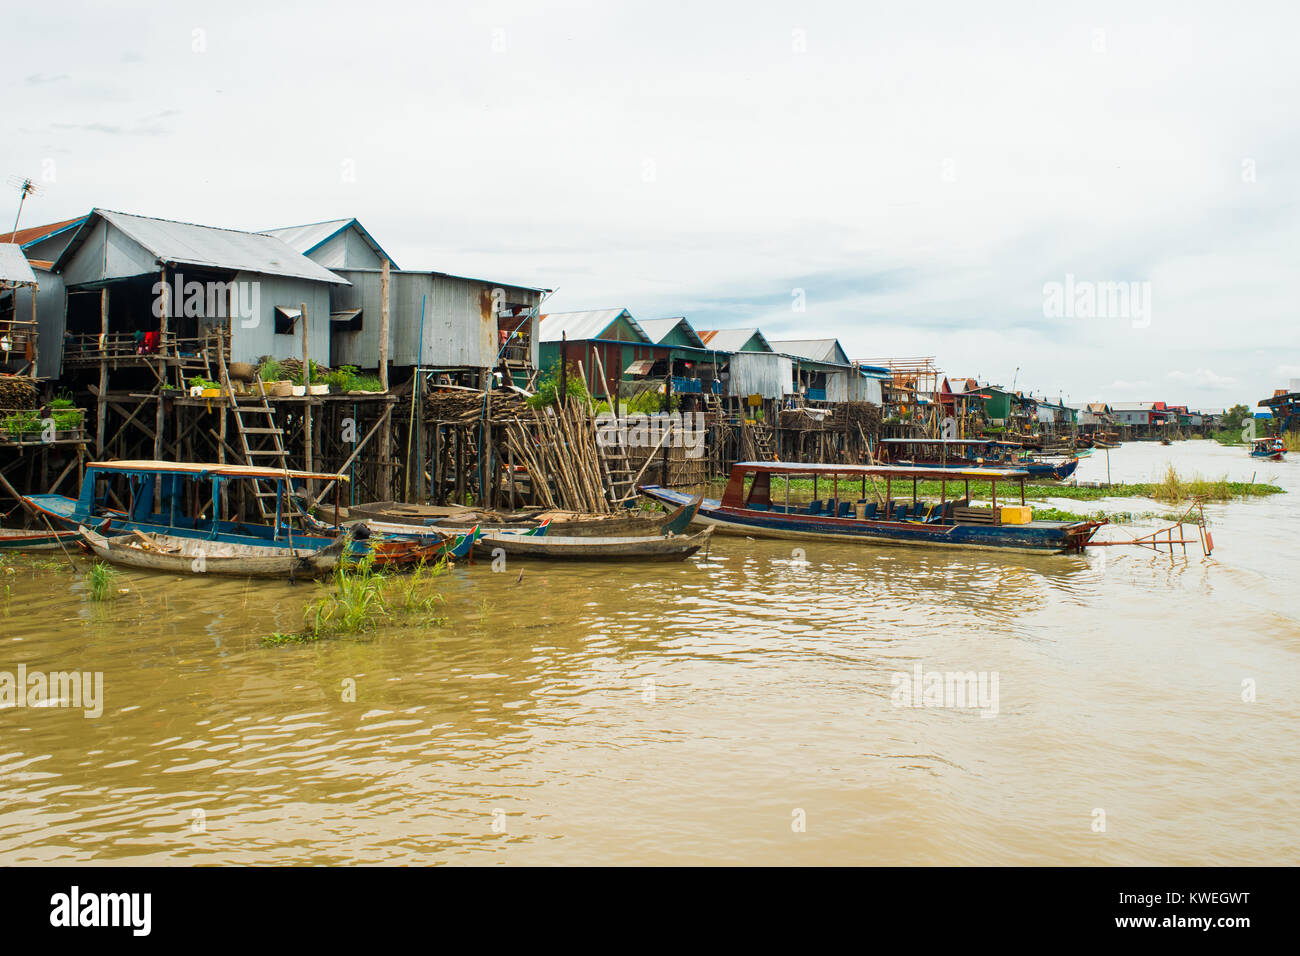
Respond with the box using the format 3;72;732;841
473;526;713;561
0;527;83;551
79;525;347;578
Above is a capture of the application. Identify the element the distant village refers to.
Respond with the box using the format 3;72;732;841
0;207;1292;509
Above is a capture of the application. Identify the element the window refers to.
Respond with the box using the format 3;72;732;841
274;306;301;336
330;309;363;332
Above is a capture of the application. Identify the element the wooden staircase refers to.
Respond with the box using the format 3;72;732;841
752;423;776;461
216;347;289;520
598;440;638;505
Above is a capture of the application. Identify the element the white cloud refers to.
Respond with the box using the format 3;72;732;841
3;1;1297;407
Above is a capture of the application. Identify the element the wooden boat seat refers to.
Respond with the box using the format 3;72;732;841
954;506;999;525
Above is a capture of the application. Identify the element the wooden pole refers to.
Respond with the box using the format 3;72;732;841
378;259;392;501
96;287;108;455
300;301;312;496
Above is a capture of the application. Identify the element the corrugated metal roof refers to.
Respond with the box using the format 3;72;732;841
0;243;37;284
696;328;772;352
7;216;87;248
539;308;650;343
260;218;398;269
769;338;849;365
55;209;347;284
639;316;705;348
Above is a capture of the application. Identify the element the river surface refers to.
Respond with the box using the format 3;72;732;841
1;440;1296;865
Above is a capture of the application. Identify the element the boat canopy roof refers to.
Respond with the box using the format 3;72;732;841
87;460;348;482
879;437;1021;446
733;461;1032;480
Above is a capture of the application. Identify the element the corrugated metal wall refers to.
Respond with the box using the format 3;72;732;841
825;370;883;404
730;352;792;399
229;271;333;366
60;219;158;287
33;268;66;379
332;269;541;370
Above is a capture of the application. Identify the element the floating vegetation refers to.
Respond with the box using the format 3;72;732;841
262;548;447;644
1147;465;1260;504
86;561;119;601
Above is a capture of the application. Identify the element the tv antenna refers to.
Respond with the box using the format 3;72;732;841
6;176;42;242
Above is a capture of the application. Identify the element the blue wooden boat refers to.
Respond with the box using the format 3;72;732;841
877;438;1081;481
1249;437;1286;461
641;462;1104;554
21;460;473;566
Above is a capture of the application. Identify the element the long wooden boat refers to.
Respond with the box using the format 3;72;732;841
80;525;347;577
22;460;470;567
1249;437;1286;461
472;525;712;561
345;500;687;538
0;526;84;551
641;462;1105;554
876;438;1080;480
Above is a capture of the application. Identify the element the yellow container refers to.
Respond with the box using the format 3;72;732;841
1000;505;1032;525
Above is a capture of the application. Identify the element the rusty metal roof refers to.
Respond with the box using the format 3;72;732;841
5;215;87;247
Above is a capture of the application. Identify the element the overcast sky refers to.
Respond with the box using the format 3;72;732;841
6;0;1297;408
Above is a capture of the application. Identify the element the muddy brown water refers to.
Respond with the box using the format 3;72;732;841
1;440;1296;864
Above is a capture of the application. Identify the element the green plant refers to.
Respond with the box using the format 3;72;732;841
188;375;221;390
290;359;326;386
526;362;590;409
257;358;283;382
1;408;84;435
50;388;75;409
86;561;118;601
303;548;389;637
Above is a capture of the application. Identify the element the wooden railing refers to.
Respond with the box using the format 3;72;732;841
61;332;226;366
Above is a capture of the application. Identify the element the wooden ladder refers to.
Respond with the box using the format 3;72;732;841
752;423;775;461
598;440;638;504
216;347;288;519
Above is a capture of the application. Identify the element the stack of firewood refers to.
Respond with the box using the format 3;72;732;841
424;388;531;424
0;375;38;411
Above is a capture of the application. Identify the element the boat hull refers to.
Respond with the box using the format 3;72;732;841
0;528;83;551
640;487;1097;554
472;526;711;561
80;526;346;577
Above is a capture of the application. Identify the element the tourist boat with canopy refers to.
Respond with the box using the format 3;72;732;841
1248;437;1286;461
640;462;1105;554
875;438;1082;481
21;460;476;565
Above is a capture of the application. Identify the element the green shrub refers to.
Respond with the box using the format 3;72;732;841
526;362;590;409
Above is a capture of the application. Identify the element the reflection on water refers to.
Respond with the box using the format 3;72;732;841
1;441;1297;864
